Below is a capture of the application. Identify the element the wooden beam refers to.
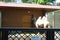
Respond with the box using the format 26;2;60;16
0;2;60;10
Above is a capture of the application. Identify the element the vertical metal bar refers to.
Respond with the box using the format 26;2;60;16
46;30;54;40
2;31;8;40
0;11;1;28
50;31;54;40
0;32;2;40
52;12;55;28
46;31;50;40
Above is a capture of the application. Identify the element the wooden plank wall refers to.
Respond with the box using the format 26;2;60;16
2;9;43;28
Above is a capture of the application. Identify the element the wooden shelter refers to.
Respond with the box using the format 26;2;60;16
0;2;60;28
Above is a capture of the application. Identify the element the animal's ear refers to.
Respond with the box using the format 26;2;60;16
39;16;41;19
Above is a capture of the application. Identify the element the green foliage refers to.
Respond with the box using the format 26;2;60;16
22;0;55;5
0;0;55;5
0;0;1;1
22;0;28;3
4;0;11;2
0;0;15;2
57;3;60;6
37;0;48;4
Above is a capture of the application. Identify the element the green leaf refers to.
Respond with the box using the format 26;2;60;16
22;0;28;3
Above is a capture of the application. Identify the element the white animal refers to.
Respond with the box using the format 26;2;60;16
42;16;50;28
35;16;43;28
35;14;50;28
35;14;50;38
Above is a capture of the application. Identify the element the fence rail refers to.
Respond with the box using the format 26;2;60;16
0;28;60;40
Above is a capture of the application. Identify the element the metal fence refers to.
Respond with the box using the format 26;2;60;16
0;28;60;40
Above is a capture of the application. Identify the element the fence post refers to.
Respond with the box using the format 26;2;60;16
46;30;54;40
2;31;8;40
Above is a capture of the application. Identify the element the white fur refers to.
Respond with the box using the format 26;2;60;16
35;15;50;28
35;16;43;28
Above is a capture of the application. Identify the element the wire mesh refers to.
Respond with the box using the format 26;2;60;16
8;31;46;40
54;31;60;40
